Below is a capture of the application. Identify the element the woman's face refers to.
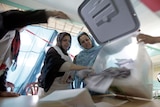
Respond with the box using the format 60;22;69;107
61;35;71;51
79;35;92;49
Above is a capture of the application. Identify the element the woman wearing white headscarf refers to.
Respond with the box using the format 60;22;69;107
38;32;93;98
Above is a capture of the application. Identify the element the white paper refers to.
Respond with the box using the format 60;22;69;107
85;75;114;93
94;102;116;107
39;88;95;107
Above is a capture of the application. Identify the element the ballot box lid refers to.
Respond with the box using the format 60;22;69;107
78;0;140;44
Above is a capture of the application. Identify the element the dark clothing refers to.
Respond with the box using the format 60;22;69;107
0;69;8;91
38;47;66;92
0;10;47;39
11;30;20;61
0;9;48;92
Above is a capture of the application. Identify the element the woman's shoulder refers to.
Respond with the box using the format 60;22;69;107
46;46;57;54
77;50;85;56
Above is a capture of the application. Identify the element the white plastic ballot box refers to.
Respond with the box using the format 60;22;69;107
78;0;153;100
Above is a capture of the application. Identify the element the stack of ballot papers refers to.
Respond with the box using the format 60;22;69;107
39;88;124;107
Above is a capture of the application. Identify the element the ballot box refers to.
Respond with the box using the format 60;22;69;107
78;0;153;100
78;0;140;44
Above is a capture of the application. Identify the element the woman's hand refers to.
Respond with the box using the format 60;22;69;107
77;67;95;79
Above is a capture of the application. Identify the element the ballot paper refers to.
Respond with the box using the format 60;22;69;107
94;102;115;107
78;67;131;94
85;75;114;93
39;88;117;107
39;88;94;107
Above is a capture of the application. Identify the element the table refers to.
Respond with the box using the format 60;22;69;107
0;95;67;107
92;95;160;107
0;95;160;107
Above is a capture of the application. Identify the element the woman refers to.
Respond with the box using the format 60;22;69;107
74;32;102;89
38;32;93;98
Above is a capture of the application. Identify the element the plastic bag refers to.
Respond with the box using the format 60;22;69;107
92;38;153;99
110;42;153;99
